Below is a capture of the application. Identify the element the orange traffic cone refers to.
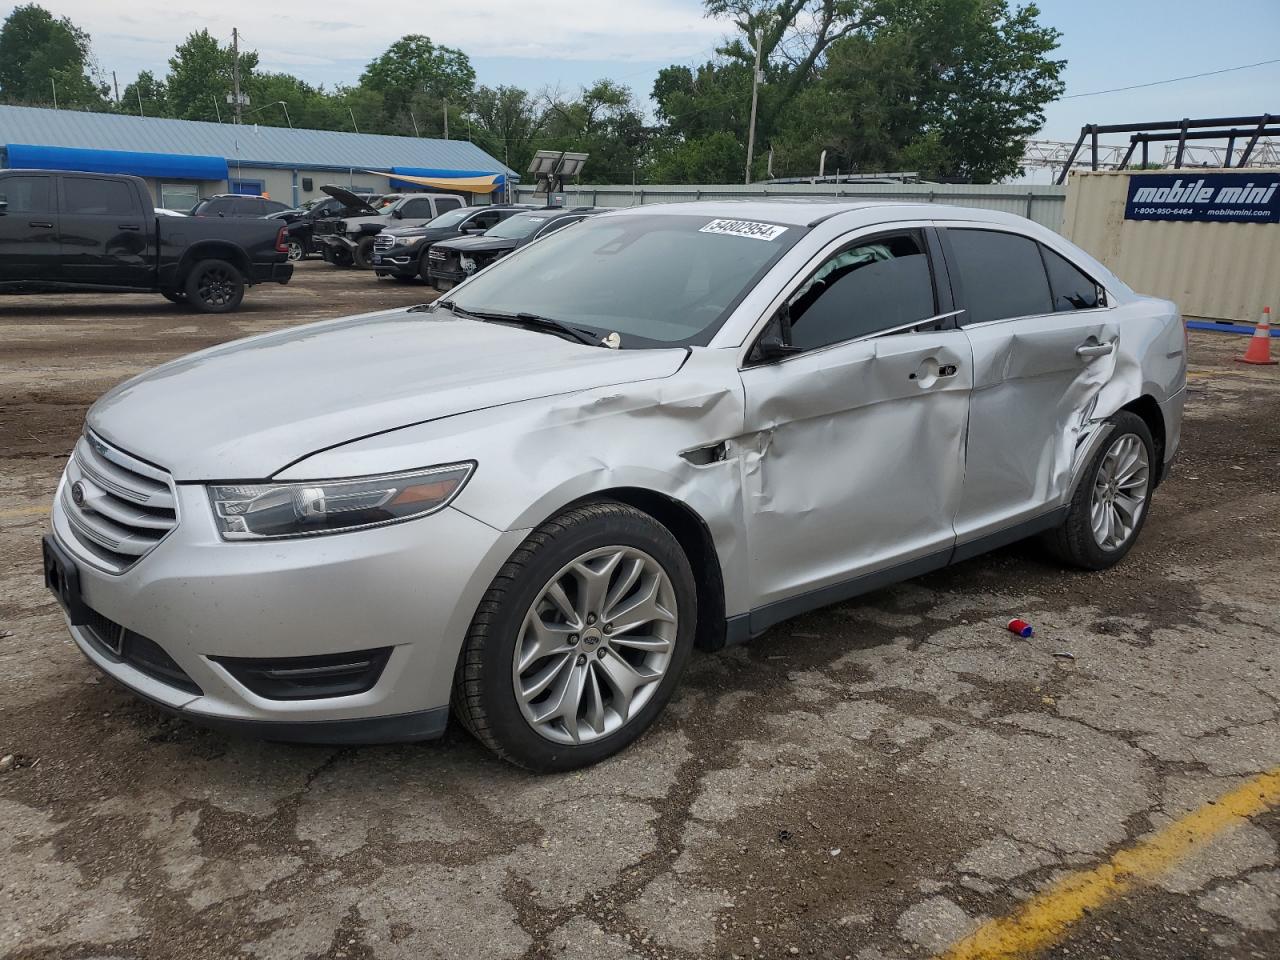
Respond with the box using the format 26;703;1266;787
1237;307;1277;365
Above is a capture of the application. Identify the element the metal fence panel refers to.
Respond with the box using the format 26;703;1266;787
514;181;1067;231
1062;168;1280;322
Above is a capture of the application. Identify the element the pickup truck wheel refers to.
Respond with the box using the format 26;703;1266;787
161;289;187;304
285;240;305;262
329;246;353;268
184;259;245;313
353;237;376;269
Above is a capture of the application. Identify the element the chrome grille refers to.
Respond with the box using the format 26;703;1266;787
374;234;396;252
60;433;178;573
428;248;448;261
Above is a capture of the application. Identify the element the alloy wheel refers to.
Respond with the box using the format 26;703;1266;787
286;241;304;262
1090;433;1150;551
512;546;678;745
196;266;236;307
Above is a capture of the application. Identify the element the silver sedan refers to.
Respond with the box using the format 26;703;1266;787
44;201;1186;771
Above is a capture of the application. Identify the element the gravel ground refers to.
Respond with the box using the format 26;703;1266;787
1;263;1277;960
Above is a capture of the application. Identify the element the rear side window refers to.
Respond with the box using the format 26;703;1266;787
947;229;1052;324
0;175;51;213
1041;245;1104;311
787;232;937;351
400;198;434;218
436;196;463;212
63;177;137;216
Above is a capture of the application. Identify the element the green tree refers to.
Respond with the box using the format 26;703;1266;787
0;3;107;107
468;85;550;174
119;69;170;117
542;80;648;182
166;29;259;121
360;34;475;126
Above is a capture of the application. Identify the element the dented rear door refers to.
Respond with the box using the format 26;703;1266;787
941;225;1120;542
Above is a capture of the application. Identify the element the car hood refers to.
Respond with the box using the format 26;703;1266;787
87;309;688;481
319;185;379;214
384;226;459;243
435;236;519;254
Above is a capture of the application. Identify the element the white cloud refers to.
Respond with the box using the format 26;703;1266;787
26;0;727;86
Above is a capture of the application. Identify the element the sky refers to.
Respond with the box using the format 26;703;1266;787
7;0;1278;154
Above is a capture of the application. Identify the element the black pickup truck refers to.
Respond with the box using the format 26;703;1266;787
0;170;293;313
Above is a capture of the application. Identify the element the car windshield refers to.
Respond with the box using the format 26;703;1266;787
422;207;473;230
451;213;805;347
483;213;560;240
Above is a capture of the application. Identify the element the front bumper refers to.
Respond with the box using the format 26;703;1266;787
427;264;468;289
373;246;423;277
247;261;293;285
49;481;526;741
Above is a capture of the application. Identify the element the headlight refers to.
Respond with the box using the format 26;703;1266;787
399;235;425;246
208;463;474;540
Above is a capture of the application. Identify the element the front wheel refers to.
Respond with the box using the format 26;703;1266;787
1045;410;1155;570
353;237;376;269
183;259;245;313
453;501;697;772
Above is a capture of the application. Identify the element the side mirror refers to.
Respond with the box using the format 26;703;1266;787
392;208;403;219
752;308;802;363
756;332;802;362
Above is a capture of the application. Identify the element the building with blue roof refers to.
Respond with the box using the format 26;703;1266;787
0;104;515;210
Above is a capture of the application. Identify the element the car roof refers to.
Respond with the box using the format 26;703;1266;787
599;199;1036;229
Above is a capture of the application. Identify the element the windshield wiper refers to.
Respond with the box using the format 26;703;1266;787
435;300;604;347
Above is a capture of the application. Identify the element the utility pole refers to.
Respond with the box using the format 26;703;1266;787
232;27;242;124
51;76;58;110
443;99;449;139
348;107;360;134
112;70;120;103
410;111;420;137
137;86;144;117
745;27;764;185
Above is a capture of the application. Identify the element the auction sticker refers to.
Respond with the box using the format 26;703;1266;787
700;218;788;241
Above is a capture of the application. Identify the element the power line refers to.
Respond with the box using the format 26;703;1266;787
1062;58;1280;99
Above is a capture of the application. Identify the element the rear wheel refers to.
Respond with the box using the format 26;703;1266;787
1045;410;1154;570
183;259;245;314
453;501;696;772
285;239;304;262
353;237;376;269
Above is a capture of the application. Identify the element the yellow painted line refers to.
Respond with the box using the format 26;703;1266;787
0;506;47;520
939;768;1280;960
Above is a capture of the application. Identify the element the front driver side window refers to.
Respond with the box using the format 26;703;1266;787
785;232;937;351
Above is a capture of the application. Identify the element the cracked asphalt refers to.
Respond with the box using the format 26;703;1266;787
2;263;1278;960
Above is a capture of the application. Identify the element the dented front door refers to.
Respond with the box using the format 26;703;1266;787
954;312;1120;541
738;330;973;610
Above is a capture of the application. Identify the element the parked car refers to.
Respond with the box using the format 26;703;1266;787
372;204;533;282
41;201;1184;771
425;207;603;289
0;169;293;312
273;191;393;262
190;194;292;218
314;188;465;269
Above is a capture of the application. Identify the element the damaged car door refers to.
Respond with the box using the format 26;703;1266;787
738;227;972;625
940;226;1120;544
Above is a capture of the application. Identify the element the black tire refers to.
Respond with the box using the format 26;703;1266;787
1044;410;1155;570
353;236;376;269
183;259;245;314
285;239;305;262
160;289;187;305
453;501;697;772
327;246;353;268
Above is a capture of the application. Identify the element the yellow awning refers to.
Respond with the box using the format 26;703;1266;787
364;170;503;194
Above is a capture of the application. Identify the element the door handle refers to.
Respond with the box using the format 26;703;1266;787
117;224;141;231
1075;339;1115;359
29;221;53;228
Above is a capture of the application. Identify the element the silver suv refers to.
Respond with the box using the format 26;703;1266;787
43;202;1185;771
